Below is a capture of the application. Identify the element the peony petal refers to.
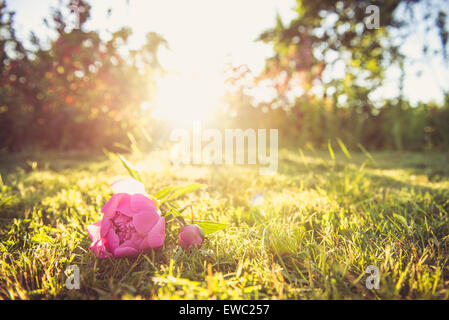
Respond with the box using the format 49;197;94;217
192;233;204;244
105;228;120;251
178;224;204;249
130;194;157;213
101;193;128;218
90;239;110;259
120;236;142;251
178;237;188;249
146;217;166;248
126;233;146;251
100;217;113;238
132;210;159;235
113;246;139;258
116;194;133;216
111;178;147;195
87;221;101;242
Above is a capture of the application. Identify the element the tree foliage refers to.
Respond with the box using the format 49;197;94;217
0;0;166;151
219;0;449;150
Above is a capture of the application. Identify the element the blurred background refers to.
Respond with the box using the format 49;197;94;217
1;0;449;153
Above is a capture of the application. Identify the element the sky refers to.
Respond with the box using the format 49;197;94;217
7;0;296;73
5;0;449;115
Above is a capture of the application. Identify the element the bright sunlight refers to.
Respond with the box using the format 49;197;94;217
152;70;226;125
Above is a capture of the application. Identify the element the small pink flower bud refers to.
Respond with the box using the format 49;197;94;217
178;224;205;249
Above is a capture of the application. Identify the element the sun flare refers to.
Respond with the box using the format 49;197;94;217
152;70;225;125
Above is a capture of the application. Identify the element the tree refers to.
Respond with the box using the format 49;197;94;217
251;0;449;149
0;0;167;151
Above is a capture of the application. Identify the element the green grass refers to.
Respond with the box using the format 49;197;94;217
1;148;449;299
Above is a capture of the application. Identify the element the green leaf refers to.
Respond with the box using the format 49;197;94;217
155;184;205;203
299;148;309;169
154;186;176;200
118;155;142;183
0;196;13;207
139;125;152;145
167;183;205;201
127;132;142;156
165;202;182;217
393;213;408;228
337;138;352;160
357;143;376;164
328;140;335;161
192;221;228;235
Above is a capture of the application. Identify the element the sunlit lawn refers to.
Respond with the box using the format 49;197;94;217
0;148;448;299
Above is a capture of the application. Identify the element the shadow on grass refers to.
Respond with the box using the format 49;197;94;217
0;150;109;174
0;150;112;220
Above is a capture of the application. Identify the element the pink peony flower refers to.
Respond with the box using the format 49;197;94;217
87;192;165;258
178;224;205;249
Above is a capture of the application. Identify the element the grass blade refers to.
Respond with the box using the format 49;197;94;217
328;140;335;161
192;221;228;235
118;155;143;183
337;138;352;160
